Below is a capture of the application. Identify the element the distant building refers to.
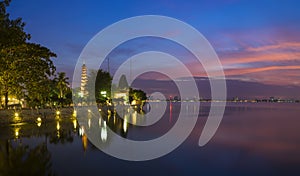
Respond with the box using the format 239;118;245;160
113;74;129;104
80;63;88;97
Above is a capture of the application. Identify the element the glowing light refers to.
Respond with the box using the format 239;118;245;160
88;109;91;113
169;102;172;123
82;134;88;151
88;118;91;128
56;121;60;131
79;126;85;136
100;91;107;98
132;111;137;125
123;118;128;133
15;128;20;138
131;100;137;105
36;117;42;127
14;112;21;122
101;121;107;142
73;119;77;129
73;110;77;117
56;110;60;115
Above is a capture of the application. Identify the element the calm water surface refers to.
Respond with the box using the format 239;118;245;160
0;102;299;175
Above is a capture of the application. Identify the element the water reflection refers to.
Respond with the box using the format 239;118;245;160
0;117;78;145
169;101;172;122
0;139;54;175
72;118;77;130
14;127;20;139
0;103;300;175
56;121;60;138
79;126;85;136
73;110;77;117
123;118;128;133
100;121;107;142
0;106;148;175
99;107;130;139
82;134;88;151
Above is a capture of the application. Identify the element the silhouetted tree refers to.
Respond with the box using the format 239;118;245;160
0;141;55;175
129;88;147;104
53;72;70;107
0;0;57;108
86;69;112;104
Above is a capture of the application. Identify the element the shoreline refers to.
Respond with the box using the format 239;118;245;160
0;107;74;125
0;101;298;125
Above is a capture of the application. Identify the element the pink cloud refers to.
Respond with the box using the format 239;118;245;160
246;41;300;52
184;39;300;86
224;65;300;76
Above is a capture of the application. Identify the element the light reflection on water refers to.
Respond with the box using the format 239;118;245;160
0;102;299;175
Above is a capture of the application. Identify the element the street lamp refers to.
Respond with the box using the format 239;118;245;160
100;91;107;98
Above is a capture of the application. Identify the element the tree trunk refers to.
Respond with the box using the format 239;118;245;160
4;91;8;109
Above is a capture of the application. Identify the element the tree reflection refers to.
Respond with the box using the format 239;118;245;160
0;140;54;176
49;128;74;144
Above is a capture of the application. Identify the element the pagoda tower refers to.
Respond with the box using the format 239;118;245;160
80;63;88;97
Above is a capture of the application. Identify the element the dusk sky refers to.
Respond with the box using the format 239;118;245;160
7;0;300;98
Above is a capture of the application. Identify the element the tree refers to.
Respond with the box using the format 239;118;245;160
0;141;55;175
25;77;53;108
1;43;56;108
86;69;112;104
85;69;147;106
0;0;30;108
95;69;112;100
0;0;30;47
0;0;56;108
129;88;147;104
53;72;70;106
55;72;69;99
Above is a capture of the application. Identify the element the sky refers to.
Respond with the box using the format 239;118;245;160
7;0;300;98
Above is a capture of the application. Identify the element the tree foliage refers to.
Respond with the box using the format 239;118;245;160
86;69;112;104
85;69;147;105
129;88;147;103
54;72;69;99
0;0;58;108
0;0;30;48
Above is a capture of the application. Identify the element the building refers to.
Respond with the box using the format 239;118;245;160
113;74;129;104
80;63;88;97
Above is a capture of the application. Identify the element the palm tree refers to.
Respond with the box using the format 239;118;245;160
54;72;69;106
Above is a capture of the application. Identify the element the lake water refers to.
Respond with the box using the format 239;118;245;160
0;102;299;175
